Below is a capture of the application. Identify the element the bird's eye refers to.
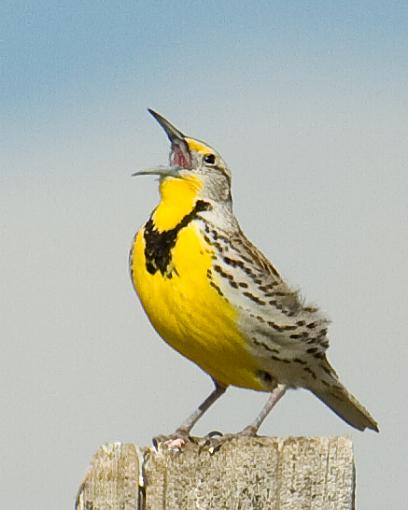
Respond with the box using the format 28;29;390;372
203;153;216;165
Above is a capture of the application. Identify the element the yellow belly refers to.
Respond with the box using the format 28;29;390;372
130;222;264;390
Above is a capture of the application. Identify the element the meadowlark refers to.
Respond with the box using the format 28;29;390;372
130;109;378;437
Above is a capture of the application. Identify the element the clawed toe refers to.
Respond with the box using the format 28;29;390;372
152;427;257;454
195;431;237;454
206;430;223;439
153;430;193;450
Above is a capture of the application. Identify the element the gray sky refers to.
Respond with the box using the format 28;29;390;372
1;2;407;509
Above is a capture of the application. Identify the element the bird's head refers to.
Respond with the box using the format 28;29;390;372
134;109;232;204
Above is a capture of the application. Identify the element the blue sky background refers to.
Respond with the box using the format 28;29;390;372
3;2;407;157
1;2;407;509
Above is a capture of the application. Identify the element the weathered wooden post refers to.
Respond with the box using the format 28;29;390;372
76;436;354;509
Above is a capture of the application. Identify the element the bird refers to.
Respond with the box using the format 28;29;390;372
129;109;378;438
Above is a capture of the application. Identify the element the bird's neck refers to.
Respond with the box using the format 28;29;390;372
152;175;203;231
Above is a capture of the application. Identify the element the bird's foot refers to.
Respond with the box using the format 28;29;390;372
198;426;260;453
153;428;194;451
195;430;239;454
237;425;259;437
153;427;259;454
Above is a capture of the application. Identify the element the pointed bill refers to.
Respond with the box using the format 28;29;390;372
132;165;181;177
147;109;192;169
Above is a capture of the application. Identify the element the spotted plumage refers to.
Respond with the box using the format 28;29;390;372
199;221;335;389
130;109;378;435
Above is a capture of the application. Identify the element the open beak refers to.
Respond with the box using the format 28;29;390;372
133;109;192;177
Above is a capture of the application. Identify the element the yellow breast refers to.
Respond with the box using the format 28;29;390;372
130;199;264;390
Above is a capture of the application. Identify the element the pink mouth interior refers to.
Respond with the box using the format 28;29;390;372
171;145;192;169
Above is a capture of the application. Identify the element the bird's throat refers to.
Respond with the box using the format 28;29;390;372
153;175;203;231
